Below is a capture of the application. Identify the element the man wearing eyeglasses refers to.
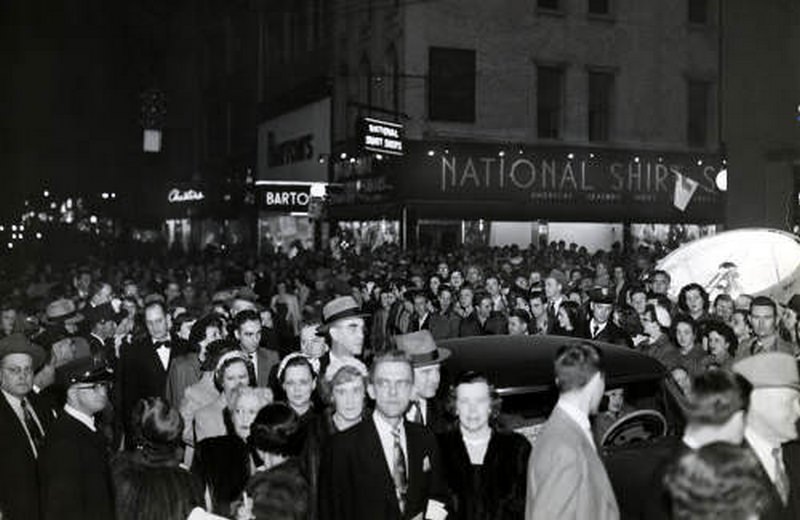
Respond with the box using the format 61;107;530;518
319;350;448;520
39;357;115;520
0;333;53;520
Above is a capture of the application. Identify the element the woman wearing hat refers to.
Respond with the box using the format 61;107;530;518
304;363;369;520
437;371;531;520
193;386;272;515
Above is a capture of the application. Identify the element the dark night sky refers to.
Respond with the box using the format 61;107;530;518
1;0;182;223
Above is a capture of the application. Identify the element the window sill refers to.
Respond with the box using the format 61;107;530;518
536;8;566;18
587;12;615;23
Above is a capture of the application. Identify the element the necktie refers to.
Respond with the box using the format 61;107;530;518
773;447;790;504
408;400;424;425
391;426;408;514
21;398;44;455
591;323;599;338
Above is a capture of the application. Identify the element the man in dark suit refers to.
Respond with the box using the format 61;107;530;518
395;331;452;434
734;352;800;520
82;302;119;367
458;292;506;337
0;334;54;520
408;291;432;333
637;369;752;519
119;300;188;446
320;350;449;520
580;287;632;348
39;357;114;520
232;309;279;388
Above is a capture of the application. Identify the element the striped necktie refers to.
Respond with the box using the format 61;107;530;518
391;426;408;514
21;398;44;455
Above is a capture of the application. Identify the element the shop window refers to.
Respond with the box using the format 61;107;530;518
537;65;563;139
588;71;614;142
688;0;708;24
687;80;710;147
428;47;476;122
588;0;610;15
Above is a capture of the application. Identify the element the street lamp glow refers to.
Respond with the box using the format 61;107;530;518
89;215;98;224
111;192;116;199
11;225;16;232
43;190;49;197
427;150;435;157
35;232;42;239
102;192;109;199
7;243;12;249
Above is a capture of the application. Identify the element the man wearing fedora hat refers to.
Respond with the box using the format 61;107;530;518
580;287;632;348
318;296;369;381
395;331;451;434
40;357;115;520
0;333;54;520
734;352;800;519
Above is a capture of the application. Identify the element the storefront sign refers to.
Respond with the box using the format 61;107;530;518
360;117;404;156
395;141;725;222
256;98;331;183
168;188;205;203
258;184;312;213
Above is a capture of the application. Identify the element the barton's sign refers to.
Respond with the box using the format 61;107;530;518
258;184;311;213
395;141;725;222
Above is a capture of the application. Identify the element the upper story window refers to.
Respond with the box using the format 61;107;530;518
688;0;708;24
687;79;711;147
588;70;614;141
588;0;611;15
428;47;476;123
537;65;564;139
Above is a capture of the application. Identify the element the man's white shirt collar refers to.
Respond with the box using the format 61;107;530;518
373;411;407;474
557;400;595;448
745;427;779;483
64;404;97;432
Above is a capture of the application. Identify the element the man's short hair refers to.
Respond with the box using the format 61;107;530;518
528;290;546;305
713;293;734;306
749;296;776;315
233;309;261;331
369;350;413;383
554;342;603;392
685;370;752;426
473;291;492;307
651;270;671;283
509;308;532;325
143;299;167;316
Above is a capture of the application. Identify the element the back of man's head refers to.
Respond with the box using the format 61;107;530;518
686;369;751;426
554;342;602;393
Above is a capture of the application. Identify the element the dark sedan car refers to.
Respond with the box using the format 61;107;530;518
438;334;688;520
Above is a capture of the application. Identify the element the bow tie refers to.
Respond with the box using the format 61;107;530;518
153;340;170;350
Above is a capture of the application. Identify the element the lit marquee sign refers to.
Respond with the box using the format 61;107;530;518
168;189;205;203
360;117;404;156
258;184;312;213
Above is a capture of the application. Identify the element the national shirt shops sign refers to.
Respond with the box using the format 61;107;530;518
393;141;725;222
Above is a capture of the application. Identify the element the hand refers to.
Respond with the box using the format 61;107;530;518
235;492;253;520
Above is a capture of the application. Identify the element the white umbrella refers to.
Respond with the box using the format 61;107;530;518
656;228;800;304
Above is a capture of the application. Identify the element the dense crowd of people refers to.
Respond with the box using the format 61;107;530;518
0;238;799;520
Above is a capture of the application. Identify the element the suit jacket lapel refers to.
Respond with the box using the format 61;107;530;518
405;422;424;511
362;417;401;511
0;395;36;461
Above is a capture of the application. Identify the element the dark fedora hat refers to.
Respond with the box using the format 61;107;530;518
57;357;114;388
44;298;83;325
0;333;46;369
588;287;615;305
317;296;370;333
394;330;451;367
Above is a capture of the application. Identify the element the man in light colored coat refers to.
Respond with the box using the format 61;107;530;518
525;342;619;520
